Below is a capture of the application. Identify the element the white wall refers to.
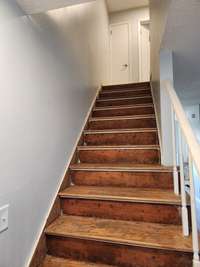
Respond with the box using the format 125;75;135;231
149;0;173;165
149;0;171;125
159;49;174;165
109;7;149;82
0;1;109;267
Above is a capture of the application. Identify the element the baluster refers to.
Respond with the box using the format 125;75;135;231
171;105;179;195
178;126;189;236
189;153;200;267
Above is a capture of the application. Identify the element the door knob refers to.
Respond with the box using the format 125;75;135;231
123;64;128;67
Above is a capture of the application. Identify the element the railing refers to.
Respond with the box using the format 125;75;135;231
162;80;200;267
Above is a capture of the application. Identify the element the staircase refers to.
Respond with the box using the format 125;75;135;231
41;82;193;267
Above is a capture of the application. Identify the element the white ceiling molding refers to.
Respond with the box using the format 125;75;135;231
16;0;95;14
106;0;149;13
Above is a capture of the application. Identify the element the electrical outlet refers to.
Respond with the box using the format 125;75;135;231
0;205;9;233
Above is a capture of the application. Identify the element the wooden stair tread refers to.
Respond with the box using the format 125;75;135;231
70;163;173;172
84;128;157;134
90;115;155;121
100;88;150;94
97;96;152;102
42;255;114;267
93;104;154;111
45;215;192;253
78;145;160;151
102;82;149;88
59;186;181;205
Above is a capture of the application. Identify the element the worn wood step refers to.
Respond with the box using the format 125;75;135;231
100;88;150;94
96;96;153;107
102;82;150;91
59;186;181;224
41;255;115;267
46;237;192;267
84;129;158;146
60;186;180;205
93;104;154;117
78;146;160;164
88;115;156;130
45;218;192;266
70;163;174;189
99;89;151;99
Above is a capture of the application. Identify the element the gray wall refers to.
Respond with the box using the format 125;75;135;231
162;0;200;107
0;1;109;267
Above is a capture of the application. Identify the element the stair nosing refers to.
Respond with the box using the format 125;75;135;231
84;128;158;135
100;88;151;94
93;104;154;111
43;256;116;267
45;215;192;253
70;165;172;173
97;96;152;102
102;82;149;88
77;145;160;151
89;115;156;122
59;191;181;205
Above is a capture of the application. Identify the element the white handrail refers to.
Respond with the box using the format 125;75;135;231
162;80;200;176
162;80;200;267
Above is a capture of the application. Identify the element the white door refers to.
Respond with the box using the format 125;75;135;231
110;23;130;84
139;22;150;82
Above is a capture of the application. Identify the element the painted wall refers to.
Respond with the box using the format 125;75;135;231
162;0;200;107
149;0;171;125
159;50;174;165
109;7;149;82
0;1;109;267
149;0;173;165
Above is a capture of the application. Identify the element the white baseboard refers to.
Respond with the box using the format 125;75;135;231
24;86;101;267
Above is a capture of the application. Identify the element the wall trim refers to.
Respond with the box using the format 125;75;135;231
25;86;101;267
150;81;163;161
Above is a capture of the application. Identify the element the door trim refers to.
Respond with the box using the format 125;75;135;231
138;19;150;82
109;22;132;84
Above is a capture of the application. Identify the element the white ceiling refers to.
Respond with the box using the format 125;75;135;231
17;0;149;15
106;0;149;13
16;0;95;14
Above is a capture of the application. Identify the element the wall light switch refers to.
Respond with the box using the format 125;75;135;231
0;205;9;233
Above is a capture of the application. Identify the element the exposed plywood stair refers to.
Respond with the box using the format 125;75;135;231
40;82;193;267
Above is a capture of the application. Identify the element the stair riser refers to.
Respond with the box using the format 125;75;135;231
71;170;174;189
99;90;151;99
61;199;181;225
78;149;160;164
46;236;192;267
102;83;150;91
88;118;156;130
93;106;154;117
84;132;158;146
96;98;153;107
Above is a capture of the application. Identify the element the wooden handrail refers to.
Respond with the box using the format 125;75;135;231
162;80;200;177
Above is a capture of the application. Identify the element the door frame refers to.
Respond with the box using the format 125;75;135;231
109;21;132;84
138;19;150;82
